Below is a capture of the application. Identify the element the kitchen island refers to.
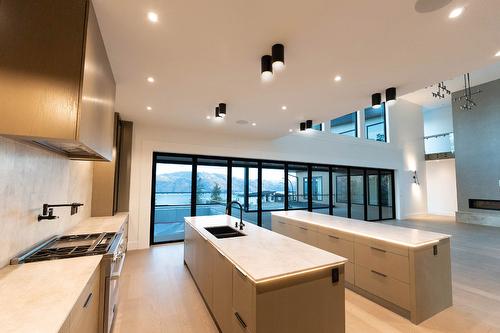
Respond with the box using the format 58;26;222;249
184;215;347;333
271;211;452;324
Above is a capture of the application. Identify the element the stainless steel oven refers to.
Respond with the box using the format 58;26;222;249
101;230;127;333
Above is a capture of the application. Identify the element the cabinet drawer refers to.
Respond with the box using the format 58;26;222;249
356;265;410;310
318;233;354;262
289;224;318;247
69;266;100;333
355;242;409;283
345;261;355;285
355;235;408;257
233;267;256;333
317;226;354;242
271;219;289;237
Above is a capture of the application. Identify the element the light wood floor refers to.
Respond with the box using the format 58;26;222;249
112;216;500;333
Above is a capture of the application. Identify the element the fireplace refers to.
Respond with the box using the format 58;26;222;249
469;199;500;211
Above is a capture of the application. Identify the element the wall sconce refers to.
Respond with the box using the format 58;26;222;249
412;170;420;185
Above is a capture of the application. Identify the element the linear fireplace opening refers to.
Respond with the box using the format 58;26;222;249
469;199;500;211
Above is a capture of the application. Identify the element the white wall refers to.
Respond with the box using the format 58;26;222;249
126;99;427;250
425;159;457;216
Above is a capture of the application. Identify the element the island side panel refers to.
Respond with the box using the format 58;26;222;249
255;266;345;333
409;238;453;324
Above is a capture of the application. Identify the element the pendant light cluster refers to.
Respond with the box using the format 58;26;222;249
299;120;313;131
261;43;285;81
371;87;397;108
215;103;226;118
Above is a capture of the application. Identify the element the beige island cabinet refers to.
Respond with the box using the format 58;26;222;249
271;211;452;325
184;215;347;333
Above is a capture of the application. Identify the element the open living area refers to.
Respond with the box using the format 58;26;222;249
1;0;499;332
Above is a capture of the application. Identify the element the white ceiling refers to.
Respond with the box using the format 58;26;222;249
93;0;500;139
401;61;500;110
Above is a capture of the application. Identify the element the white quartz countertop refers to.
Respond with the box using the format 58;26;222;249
0;256;102;333
272;211;450;247
185;215;347;284
66;212;128;235
0;212;128;333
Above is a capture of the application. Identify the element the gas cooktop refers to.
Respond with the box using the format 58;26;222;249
11;232;117;264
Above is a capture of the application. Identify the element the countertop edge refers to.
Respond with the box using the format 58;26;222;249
271;211;451;248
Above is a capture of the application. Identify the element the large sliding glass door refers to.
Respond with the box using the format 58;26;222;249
152;155;193;243
331;167;348;217
150;152;396;244
311;165;330;215
196;158;228;217
261;163;285;230
231;161;259;225
366;169;380;221
350;168;365;220
287;164;308;210
380;170;395;219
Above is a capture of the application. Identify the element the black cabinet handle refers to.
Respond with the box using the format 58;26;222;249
371;270;387;278
328;235;340;240
83;292;93;308
370;246;386;253
299;226;308;231
235;312;247;328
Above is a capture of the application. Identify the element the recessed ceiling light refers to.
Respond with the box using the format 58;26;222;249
289;129;293;132
495;51;500;57
206;115;211;120
251;122;256;126
334;75;342;82
281;105;287;110
147;77;155;83
146;106;152;111
448;7;464;19
147;12;158;23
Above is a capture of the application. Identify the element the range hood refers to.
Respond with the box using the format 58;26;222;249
0;0;115;161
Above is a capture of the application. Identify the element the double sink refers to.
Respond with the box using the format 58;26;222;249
205;226;246;239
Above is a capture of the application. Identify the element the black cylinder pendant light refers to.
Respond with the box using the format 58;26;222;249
300;122;306;131
371;93;382;109
261;55;273;81
218;103;226;118
272;43;285;71
306;120;313;129
386;87;397;105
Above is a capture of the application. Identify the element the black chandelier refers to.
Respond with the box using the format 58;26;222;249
453;73;481;111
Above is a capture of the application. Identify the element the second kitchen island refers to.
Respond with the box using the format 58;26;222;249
184;215;347;333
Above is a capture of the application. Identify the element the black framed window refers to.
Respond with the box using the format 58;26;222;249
330;112;358;137
150;152;396;245
364;103;387;142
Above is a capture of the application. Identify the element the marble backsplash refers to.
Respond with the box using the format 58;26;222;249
0;137;93;267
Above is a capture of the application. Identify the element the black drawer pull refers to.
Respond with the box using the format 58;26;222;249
371;270;387;278
328;235;340;240
83;292;93;308
370;246;386;253
235;312;247;328
279;221;285;224
299;226;308;231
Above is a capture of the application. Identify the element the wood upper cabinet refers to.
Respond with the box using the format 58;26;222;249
0;0;115;161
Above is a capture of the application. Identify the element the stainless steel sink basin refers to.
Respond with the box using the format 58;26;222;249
204;226;246;239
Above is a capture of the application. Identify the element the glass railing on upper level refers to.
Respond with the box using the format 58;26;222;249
424;132;455;160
